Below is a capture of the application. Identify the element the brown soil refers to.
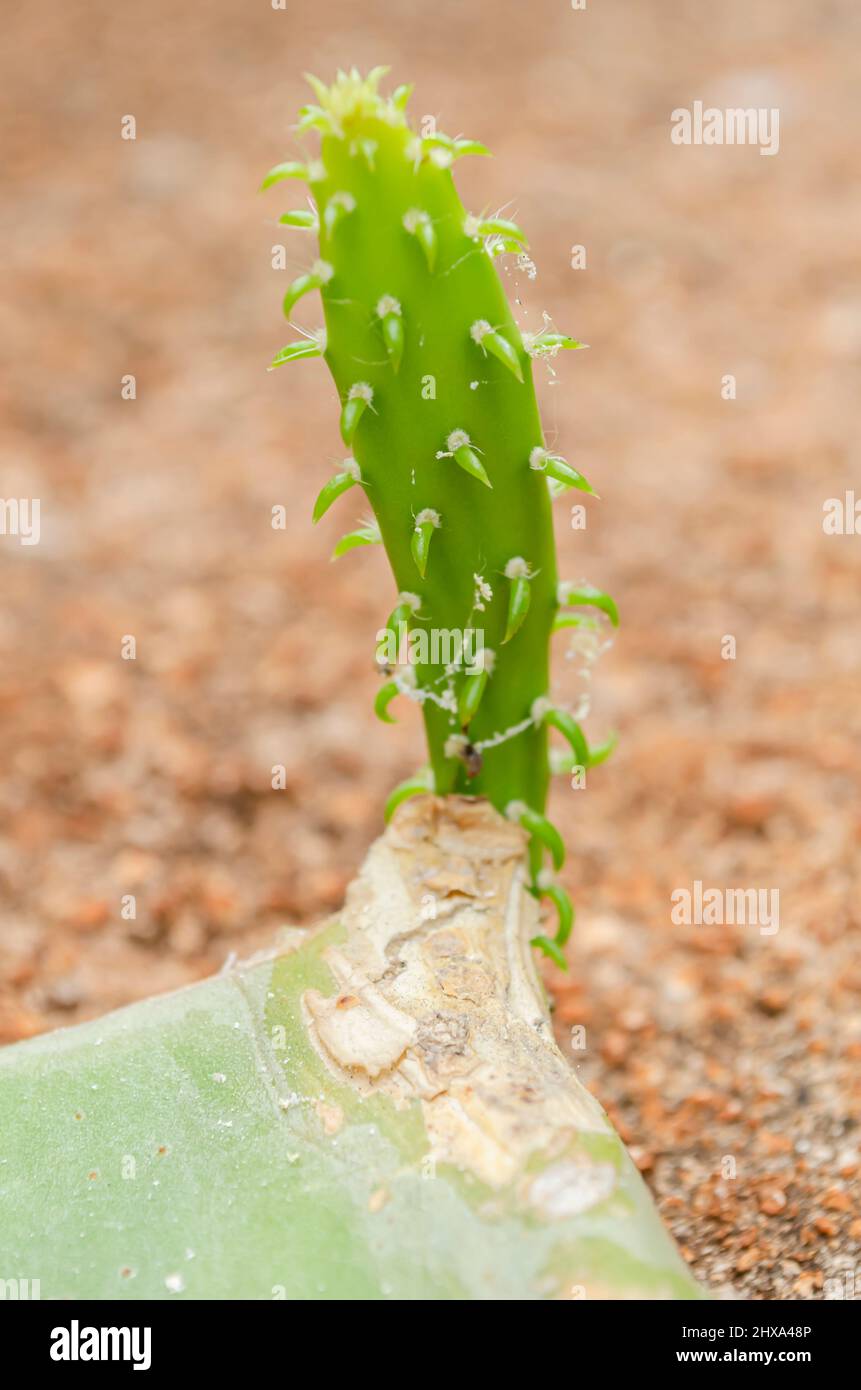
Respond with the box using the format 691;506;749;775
1;0;859;1299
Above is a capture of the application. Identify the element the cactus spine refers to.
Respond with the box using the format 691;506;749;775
264;69;616;961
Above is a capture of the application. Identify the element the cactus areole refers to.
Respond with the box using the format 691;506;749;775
264;69;618;962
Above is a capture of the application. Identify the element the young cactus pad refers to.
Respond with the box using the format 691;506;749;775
266;69;616;956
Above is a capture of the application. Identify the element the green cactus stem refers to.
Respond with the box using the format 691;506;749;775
264;68;619;955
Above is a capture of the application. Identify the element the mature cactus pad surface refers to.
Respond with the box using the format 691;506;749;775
0;800;703;1300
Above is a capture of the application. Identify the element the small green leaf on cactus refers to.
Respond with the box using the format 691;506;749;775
465;213;527;246
402;208;437;271
471;320;524;383
340;383;374;445
283;259;334;317
438;430;492;488
268;334;324;368
506;800;565;871
323;190;356;238
379;591;421;659
524;330;588;357
311;458;361;523
259;160;310;190
530;934;568;970
586;731;619;766
296;104;330;134
384;768;434;822
457;648;495;727
376;295;404;372
451;138;491;160
558;580;620;627
532;697;589;769
331;519;381;559
551;613;600;634
278;209;319;230
502;557;534;643
374;680;400;724
534;870;575;947
530;447;596;495
410;508;441;578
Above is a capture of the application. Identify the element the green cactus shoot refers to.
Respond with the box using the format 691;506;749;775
266;67;618;969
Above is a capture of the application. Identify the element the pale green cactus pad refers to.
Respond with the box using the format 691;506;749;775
0;799;704;1300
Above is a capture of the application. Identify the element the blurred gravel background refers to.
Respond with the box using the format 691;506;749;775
1;0;859;1298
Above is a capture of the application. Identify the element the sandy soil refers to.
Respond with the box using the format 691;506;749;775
1;0;859;1298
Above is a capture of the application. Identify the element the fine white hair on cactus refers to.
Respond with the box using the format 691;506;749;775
329;191;356;213
505;799;528;823
473;573;493;603
402;207;429;233
444;733;469;759
504;556;532;580
470;319;493;344
536;868;554;890
530;696;554;724
446;429;471;452
463;213;482;239
529;446;551;471
307;159;326;182
415;508;440;528
342;457;362;481
395;665;418;691
397;591;422;612
404;136;423;164
312;259;335;282
472;646;495;675
348;382;374;403
376;294;402;318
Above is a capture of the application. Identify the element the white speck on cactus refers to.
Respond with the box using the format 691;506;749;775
536;868;554;890
473;573;493;607
307;159;326;182
505;800;528;823
473;647;495;675
415;508;440;528
349;382;374;403
329;190;356;213
398;591;422;612
444;733;469;759
470;319;493;344
312;259;334;282
505;556;532;579
396;666;418;691
342;458;361;481
446;429;471;451
376;294;401;318
463;213;482;238
531;696;553;723
402;208;429;233
529;447;551;471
